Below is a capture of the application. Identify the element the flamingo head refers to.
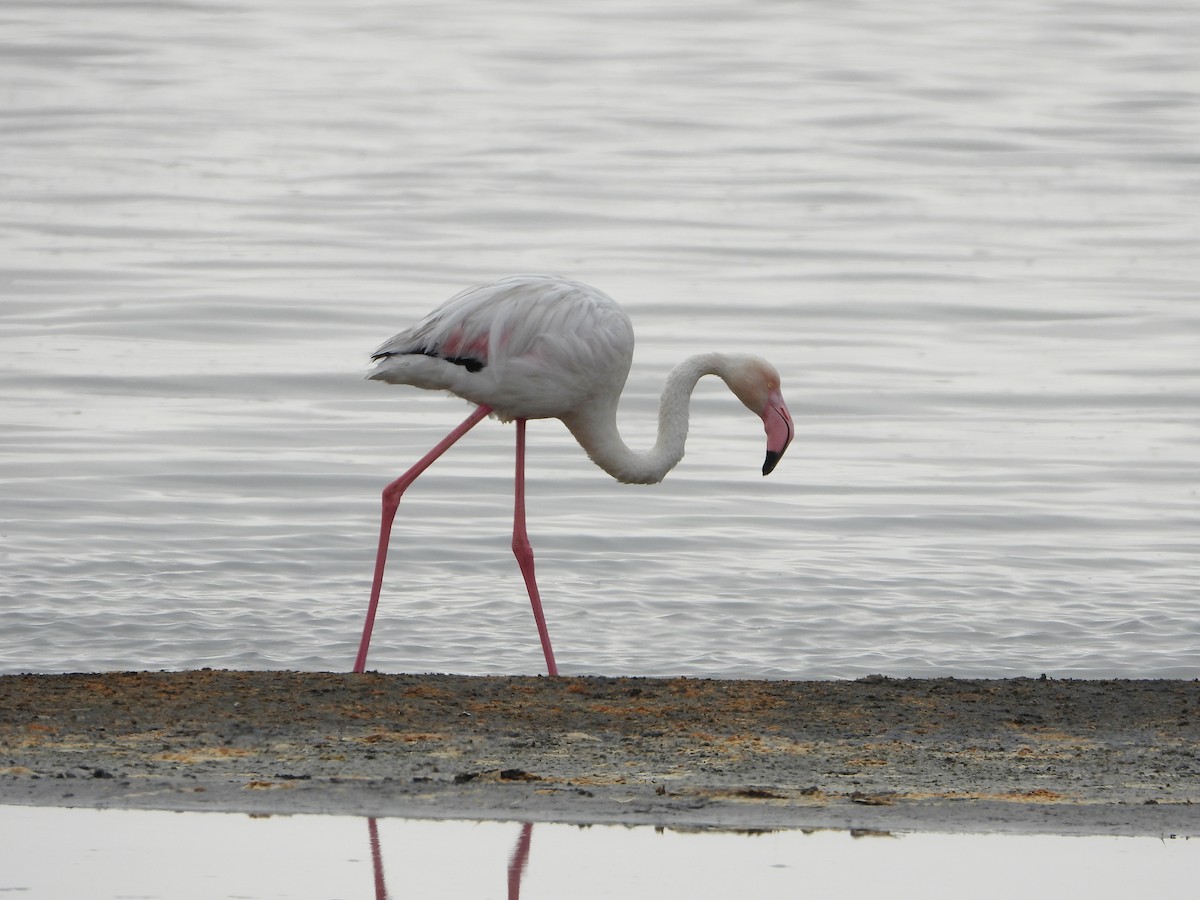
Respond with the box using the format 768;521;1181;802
724;355;795;476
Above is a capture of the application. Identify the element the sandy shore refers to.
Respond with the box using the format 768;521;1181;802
1;670;1197;836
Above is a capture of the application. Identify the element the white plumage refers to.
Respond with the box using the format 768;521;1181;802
355;274;795;675
369;274;635;422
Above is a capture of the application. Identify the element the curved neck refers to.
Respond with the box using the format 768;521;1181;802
562;353;727;484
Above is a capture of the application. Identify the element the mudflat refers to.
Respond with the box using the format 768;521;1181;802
1;670;1196;836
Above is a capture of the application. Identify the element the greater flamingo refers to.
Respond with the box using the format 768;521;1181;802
354;274;794;675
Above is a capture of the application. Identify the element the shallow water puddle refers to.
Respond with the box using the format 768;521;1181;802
1;806;1194;899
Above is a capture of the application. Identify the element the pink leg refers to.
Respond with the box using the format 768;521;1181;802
353;404;491;673
506;822;533;900
512;419;559;676
367;818;388;900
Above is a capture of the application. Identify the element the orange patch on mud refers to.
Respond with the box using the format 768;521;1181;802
154;747;253;763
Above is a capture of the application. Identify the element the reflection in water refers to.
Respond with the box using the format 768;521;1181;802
367;817;533;900
507;822;534;900
368;818;388;900
1;806;1196;899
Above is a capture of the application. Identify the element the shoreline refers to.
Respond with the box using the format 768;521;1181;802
1;670;1197;836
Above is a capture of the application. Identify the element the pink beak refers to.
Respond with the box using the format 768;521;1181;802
761;389;794;476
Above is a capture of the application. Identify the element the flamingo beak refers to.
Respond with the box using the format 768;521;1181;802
761;389;794;476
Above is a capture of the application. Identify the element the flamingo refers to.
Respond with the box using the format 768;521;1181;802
354;274;794;675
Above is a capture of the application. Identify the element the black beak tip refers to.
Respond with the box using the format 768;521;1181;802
762;451;783;476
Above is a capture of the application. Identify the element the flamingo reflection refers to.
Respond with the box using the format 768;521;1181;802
507;822;534;899
365;818;534;899
367;818;388;900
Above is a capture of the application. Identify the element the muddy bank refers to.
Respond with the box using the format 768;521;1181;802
1;670;1197;836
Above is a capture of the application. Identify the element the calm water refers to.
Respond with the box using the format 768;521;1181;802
2;807;1197;899
1;1;1197;678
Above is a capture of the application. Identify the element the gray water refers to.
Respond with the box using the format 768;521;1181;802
2;807;1197;899
2;0;1197;678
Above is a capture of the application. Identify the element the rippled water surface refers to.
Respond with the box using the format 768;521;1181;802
2;0;1197;678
